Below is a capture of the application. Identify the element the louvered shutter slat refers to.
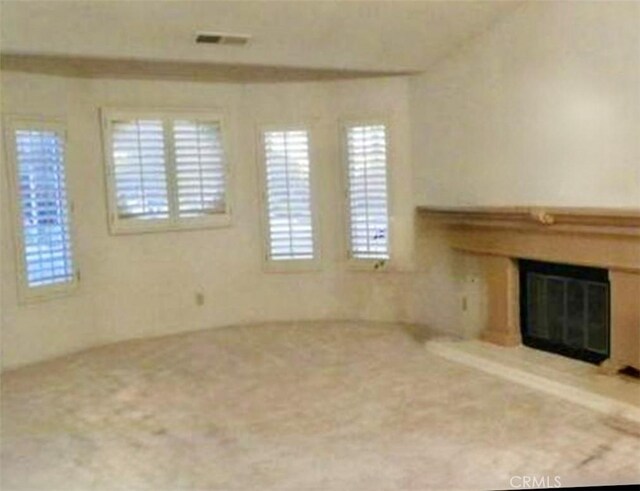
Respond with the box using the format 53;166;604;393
263;130;315;261
14;129;75;287
346;124;389;260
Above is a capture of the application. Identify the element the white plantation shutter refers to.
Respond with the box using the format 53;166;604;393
103;110;230;232
262;129;315;261
173;120;227;217
111;119;169;221
345;124;389;260
13;127;76;289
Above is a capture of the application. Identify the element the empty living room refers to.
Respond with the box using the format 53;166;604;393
1;1;639;490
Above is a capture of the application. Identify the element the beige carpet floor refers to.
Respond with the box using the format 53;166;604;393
2;321;639;491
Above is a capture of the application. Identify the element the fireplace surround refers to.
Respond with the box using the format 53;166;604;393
417;206;640;371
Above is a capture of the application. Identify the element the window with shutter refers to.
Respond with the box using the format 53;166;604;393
102;110;230;233
344;123;390;260
6;120;77;299
261;128;317;264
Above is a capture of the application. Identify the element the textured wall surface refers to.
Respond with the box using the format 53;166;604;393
412;1;640;207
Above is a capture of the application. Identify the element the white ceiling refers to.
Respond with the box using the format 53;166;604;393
0;0;517;73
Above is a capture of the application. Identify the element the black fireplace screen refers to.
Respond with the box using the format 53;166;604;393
519;259;610;365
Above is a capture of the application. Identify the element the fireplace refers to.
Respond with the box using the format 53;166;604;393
519;259;610;365
418;206;640;371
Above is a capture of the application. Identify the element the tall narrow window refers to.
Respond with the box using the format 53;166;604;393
344;123;390;260
261;128;316;263
7;121;77;298
102;110;230;233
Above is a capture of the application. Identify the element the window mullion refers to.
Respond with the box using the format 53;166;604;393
163;118;179;224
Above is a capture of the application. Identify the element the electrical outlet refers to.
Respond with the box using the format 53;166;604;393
195;292;205;306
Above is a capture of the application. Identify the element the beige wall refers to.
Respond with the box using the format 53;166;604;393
409;1;640;341
0;72;422;369
411;1;640;208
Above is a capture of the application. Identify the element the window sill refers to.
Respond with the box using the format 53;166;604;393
346;258;392;272
108;214;232;235
18;281;79;305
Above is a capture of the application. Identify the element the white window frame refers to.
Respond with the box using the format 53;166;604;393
340;118;393;271
4;116;79;302
256;123;321;273
101;108;232;235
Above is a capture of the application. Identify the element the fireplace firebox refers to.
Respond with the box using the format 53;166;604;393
519;259;610;365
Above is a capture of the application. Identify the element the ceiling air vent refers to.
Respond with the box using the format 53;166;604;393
195;31;251;46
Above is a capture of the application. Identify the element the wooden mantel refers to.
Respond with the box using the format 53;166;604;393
416;205;640;370
417;206;640;237
417;206;640;273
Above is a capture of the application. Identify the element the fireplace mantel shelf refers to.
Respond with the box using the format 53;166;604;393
417;206;640;237
417;205;640;272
